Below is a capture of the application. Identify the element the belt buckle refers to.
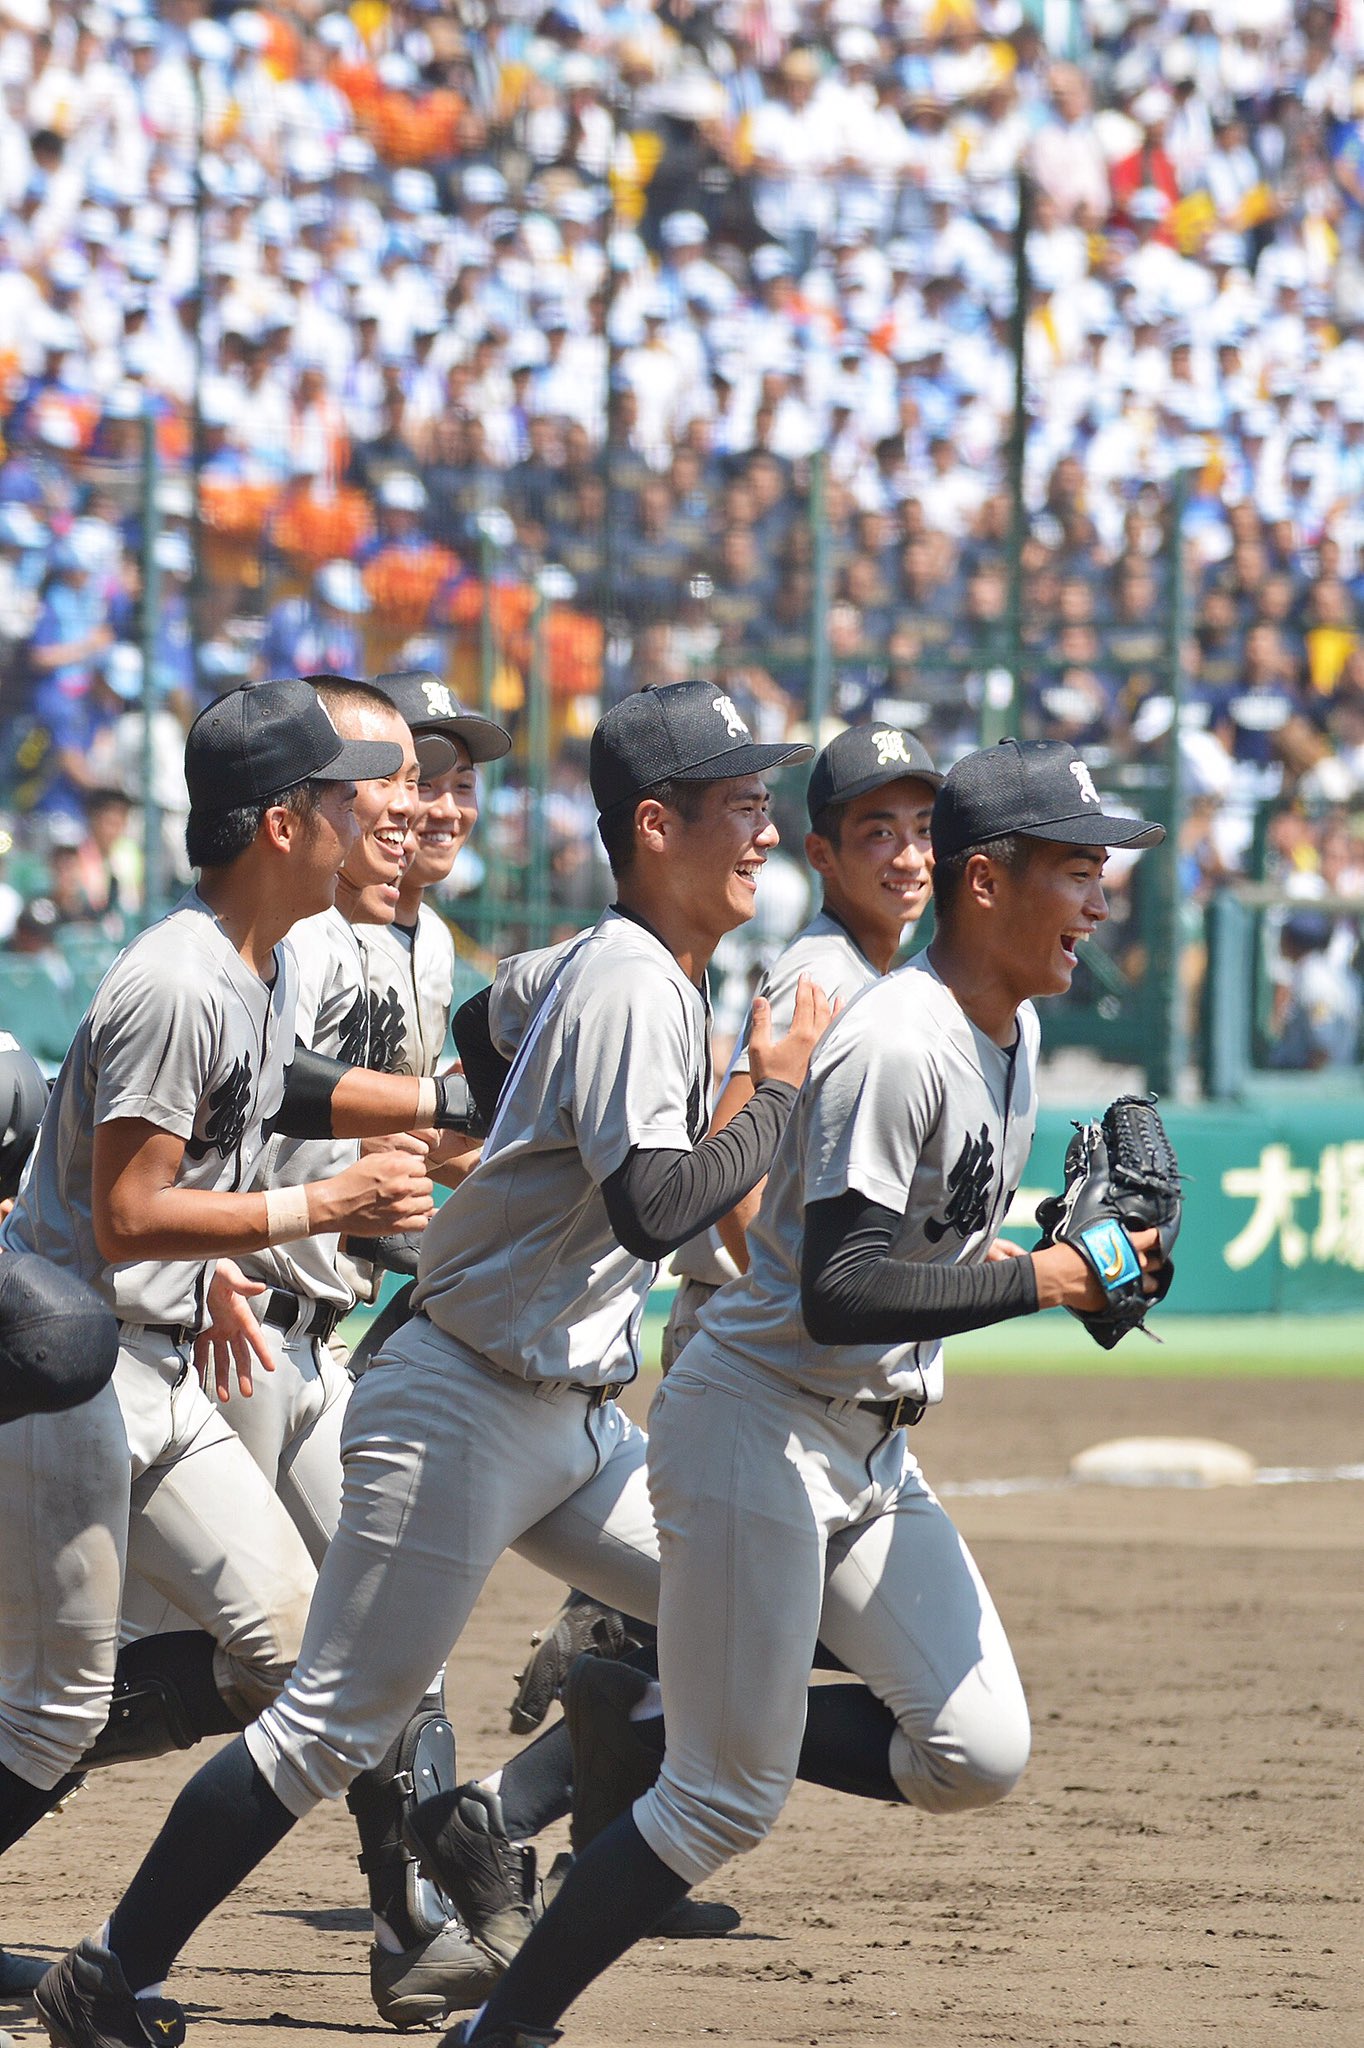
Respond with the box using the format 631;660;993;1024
587;1385;615;1410
885;1394;915;1430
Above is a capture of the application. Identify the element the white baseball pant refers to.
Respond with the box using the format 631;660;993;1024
246;1314;662;1817
0;1329;317;1789
635;1334;1032;1886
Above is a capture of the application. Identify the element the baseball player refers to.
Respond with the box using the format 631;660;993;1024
0;681;463;1904
109;675;508;2030
31;679;828;2048
431;738;1170;2048
511;723;943;1739
339;671;513;1343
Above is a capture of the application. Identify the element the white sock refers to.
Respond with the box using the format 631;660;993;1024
478;1768;503;1798
135;1982;167;2000
628;1680;664;1723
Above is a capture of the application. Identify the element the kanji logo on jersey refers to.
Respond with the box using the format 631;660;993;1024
925;1124;995;1242
185;1055;253;1162
367;985;408;1073
335;988;370;1066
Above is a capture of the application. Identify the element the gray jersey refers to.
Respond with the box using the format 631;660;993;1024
359;903;457;1078
673;908;879;1288
240;909;375;1311
1;890;297;1328
699;954;1040;1406
412;910;710;1385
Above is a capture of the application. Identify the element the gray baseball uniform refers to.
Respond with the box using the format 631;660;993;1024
665;908;882;1363
635;953;1036;1883
242;909;711;1816
361;904;458;1078
0;891;317;1788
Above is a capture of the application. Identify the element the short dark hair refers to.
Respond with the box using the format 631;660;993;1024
597;777;711;879
931;834;1032;926
304;674;400;725
808;801;846;848
185;780;322;871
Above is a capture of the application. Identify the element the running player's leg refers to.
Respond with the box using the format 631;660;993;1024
124;1380;317;1729
271;1335;351;1561
814;1445;1031;1813
0;1380;129;1828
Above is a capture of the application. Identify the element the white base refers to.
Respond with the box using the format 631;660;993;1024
1069;1436;1257;1488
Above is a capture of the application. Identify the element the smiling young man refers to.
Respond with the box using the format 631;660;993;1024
439;739;1169;2048
0;682;439;1929
663;722;942;1362
32;681;830;2048
515;724;942;1752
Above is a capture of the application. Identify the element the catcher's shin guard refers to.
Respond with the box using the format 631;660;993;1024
82;1633;242;1769
347;1693;461;1943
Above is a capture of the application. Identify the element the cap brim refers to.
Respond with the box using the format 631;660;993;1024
670;740;814;783
315;737;405;782
1018;813;1165;850
412;713;513;765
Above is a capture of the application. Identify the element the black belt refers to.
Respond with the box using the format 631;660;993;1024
865;1392;925;1431
262;1289;343;1345
121;1320;196;1349
584;1384;618;1409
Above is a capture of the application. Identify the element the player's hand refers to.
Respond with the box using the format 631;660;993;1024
197;1258;274;1403
985;1236;1026;1261
318;1151;435;1236
1032;1227;1166;1314
360;1130;433;1159
747;977;835;1092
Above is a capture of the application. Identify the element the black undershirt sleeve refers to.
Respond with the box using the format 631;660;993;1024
601;1079;798;1262
451;985;511;1135
801;1189;1038;1346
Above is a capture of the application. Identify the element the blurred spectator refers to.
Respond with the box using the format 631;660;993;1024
1269;909;1363;1069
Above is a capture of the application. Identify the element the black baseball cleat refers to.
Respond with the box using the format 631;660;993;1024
33;1938;185;2048
0;1945;50;1996
404;1784;538;1968
508;1591;638;1734
369;1920;502;2030
439;2023;560;2047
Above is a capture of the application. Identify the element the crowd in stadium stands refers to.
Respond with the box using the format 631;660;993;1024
1;0;1364;1062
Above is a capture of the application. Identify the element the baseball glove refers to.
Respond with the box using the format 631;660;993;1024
1033;1094;1181;1349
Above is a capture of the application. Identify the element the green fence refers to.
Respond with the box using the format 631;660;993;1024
1000;1098;1364;1313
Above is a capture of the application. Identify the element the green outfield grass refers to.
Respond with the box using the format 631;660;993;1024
640;1296;1364;1377
346;1290;1364;1379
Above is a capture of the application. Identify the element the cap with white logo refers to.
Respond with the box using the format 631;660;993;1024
931;739;1163;860
806;723;941;826
590;680;812;814
371;668;512;775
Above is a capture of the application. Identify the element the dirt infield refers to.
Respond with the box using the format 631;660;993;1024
3;1371;1361;2048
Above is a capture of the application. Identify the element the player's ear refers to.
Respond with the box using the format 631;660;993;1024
965;850;1000;909
804;829;835;880
262;803;301;854
634;796;670;856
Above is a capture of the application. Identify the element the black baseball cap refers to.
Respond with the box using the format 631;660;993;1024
372;669;512;774
590;680;812;813
932;739;1164;860
806;723;942;826
184;679;403;809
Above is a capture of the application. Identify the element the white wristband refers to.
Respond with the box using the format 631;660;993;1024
415;1077;438;1123
265;1187;312;1242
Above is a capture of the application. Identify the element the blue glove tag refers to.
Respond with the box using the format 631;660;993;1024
1078;1219;1141;1295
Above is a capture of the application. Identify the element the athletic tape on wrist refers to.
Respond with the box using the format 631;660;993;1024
415;1077;438;1123
265;1186;312;1242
